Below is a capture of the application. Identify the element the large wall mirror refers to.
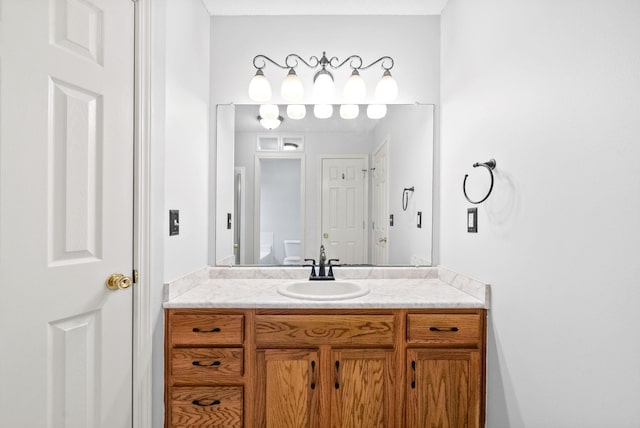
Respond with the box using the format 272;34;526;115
215;104;434;266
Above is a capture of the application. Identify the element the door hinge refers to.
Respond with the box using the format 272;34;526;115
132;269;139;284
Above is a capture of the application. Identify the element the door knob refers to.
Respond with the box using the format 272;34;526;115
323;233;329;239
106;273;132;291
378;237;387;243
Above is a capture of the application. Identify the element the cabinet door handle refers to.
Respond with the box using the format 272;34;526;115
192;360;221;367
334;361;340;389
310;360;316;390
411;360;416;389
192;327;221;333
192;399;221;407
429;326;459;332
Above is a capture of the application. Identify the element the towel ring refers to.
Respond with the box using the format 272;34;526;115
463;159;496;204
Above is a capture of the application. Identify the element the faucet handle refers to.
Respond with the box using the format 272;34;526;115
327;259;340;278
304;259;317;278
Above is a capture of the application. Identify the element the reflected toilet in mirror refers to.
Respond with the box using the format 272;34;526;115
283;240;301;265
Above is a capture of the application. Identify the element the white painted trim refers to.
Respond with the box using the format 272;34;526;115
234;167;246;264
316;154;370;264
253;153;306;264
132;0;152;427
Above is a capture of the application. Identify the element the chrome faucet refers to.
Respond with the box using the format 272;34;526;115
305;245;338;281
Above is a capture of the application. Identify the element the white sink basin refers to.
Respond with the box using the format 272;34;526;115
277;280;370;301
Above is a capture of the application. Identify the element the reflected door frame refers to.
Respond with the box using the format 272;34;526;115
253;153;306;264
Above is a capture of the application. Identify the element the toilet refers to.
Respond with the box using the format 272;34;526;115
282;240;301;265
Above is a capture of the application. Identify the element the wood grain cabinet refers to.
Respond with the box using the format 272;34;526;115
165;308;486;428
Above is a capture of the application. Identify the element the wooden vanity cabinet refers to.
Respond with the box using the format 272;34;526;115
406;310;486;428
165;308;486;428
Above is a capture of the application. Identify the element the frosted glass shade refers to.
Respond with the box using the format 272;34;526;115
343;71;366;103
259;104;279;120
339;104;359;120
314;104;333;119
259;116;283;130
313;70;335;103
281;69;304;102
374;72;398;102
287;104;306;120
248;71;271;102
367;104;387;119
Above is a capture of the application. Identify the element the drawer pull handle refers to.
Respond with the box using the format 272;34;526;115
334;361;340;389
192;360;221;367
429;326;459;332
192;399;221;407
411;360;416;389
310;360;316;390
192;327;221;333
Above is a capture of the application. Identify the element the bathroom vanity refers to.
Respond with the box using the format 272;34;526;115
163;267;489;428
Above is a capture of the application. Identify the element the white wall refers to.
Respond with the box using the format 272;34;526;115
151;0;211;425
440;1;640;426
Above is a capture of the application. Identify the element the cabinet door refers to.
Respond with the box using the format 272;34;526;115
256;349;319;428
407;349;482;428
331;349;396;428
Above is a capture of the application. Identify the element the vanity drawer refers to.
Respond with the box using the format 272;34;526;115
171;348;244;383
170;314;244;346
171;386;242;428
407;313;482;346
255;314;395;347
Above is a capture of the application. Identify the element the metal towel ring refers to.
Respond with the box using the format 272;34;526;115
463;159;496;204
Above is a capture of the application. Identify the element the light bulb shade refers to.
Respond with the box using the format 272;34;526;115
248;70;271;102
314;104;333;119
339;104;359;120
343;70;366;103
281;69;304;102
259;104;279;120
258;115;283;130
367;104;387;119
313;69;335;103
287;104;306;120
374;71;398;102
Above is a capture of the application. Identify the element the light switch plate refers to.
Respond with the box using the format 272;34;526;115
467;207;477;233
169;210;179;236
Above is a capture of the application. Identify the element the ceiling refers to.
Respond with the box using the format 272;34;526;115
201;0;449;16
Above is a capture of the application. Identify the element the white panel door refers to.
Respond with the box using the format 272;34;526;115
372;140;389;265
0;1;135;427
321;157;367;264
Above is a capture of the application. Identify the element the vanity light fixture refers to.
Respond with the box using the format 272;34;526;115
248;51;397;119
257;115;283;130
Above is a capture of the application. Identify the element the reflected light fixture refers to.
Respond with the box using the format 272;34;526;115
248;51;397;119
367;104;387;120
257;115;283;130
339;104;359;120
314;104;333;119
286;104;306;120
257;108;283;130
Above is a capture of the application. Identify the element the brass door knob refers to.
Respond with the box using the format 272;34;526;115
106;273;132;291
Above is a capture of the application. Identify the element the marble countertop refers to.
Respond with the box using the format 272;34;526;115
163;266;490;309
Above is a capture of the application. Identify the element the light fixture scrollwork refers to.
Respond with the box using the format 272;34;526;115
248;51;398;121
